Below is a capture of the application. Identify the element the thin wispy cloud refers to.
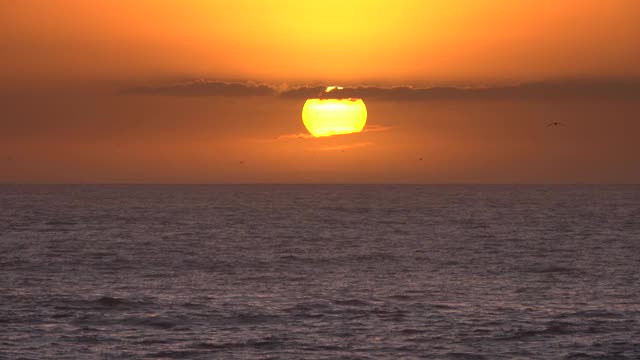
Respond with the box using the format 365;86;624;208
275;133;316;140
320;142;373;151
274;125;391;142
361;125;392;133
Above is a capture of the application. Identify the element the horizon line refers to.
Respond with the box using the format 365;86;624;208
1;183;638;186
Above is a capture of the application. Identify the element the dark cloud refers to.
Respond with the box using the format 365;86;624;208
123;81;276;97
123;80;640;101
281;81;640;101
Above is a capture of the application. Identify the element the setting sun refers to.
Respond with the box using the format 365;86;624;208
302;87;367;137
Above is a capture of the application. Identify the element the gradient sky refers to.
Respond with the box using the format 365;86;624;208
1;1;639;183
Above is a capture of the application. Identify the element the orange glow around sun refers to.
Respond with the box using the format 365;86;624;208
302;87;367;138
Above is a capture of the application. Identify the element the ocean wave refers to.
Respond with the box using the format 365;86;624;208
496;321;575;340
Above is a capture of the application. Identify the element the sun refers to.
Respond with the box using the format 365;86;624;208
302;86;367;137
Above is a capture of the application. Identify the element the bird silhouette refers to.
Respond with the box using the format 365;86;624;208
547;122;565;127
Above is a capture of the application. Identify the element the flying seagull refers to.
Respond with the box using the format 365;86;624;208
547;122;565;127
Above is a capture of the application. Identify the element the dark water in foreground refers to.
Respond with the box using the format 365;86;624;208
1;185;639;359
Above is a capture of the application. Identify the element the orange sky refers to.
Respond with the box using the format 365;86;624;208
2;0;640;87
1;1;639;183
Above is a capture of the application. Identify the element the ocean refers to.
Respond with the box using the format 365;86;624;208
1;185;639;359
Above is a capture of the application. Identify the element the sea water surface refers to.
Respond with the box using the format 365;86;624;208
1;185;639;359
